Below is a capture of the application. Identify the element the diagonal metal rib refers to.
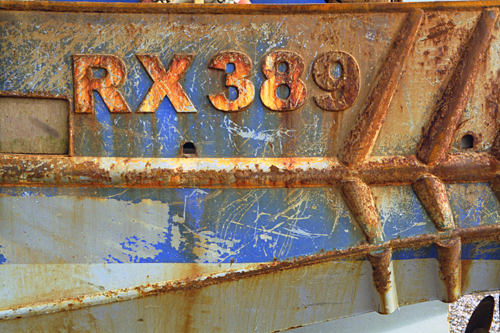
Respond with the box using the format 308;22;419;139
413;174;455;232
416;9;499;165
341;177;383;244
340;10;423;167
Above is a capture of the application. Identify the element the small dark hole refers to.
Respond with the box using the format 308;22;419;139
277;84;290;99
182;142;196;155
228;87;238;101
277;62;288;73
460;134;474;149
226;63;235;74
91;67;107;79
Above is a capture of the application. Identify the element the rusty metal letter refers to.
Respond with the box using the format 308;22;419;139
313;51;360;111
136;54;196;113
73;55;131;114
208;51;255;112
260;51;307;112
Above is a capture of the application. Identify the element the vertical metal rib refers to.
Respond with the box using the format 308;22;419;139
368;249;398;314
416;9;499;165
340;10;423;167
412;174;455;232
341;178;383;244
436;238;461;302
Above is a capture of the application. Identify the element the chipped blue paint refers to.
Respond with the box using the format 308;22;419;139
0;187;364;264
2;8;500;271
462;242;500;260
447;183;500;228
0;247;6;265
2;185;500;264
378;186;437;241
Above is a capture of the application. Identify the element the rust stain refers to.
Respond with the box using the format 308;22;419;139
436;237;461;302
340;10;423;167
460;259;473;293
260;51;307;112
416;9;499;164
312;50;360;111
340;177;383;244
367;249;392;295
208;51;255;112
73;54;132;114
426;20;457;40
412;174;455;231
136;53;197;113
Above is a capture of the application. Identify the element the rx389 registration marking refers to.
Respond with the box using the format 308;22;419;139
73;50;360;114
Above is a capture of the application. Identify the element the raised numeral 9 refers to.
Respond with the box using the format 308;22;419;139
312;51;360;111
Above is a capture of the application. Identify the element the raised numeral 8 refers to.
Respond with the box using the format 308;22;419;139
260;51;307;112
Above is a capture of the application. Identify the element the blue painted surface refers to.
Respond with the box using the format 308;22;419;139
2;7;500;269
462;242;500;260
447;183;500;229
392;246;437;260
2;184;500;264
0;187;367;264
1;11;388;159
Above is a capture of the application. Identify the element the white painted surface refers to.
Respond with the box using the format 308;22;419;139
289;300;449;332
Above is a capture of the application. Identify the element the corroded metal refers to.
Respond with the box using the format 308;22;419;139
136;53;197;113
339;10;423;167
436;237;461;303
341;177;383;244
312;51;360;111
3;1;500;331
412;174;455;231
1;153;498;188
73;55;132;114
208;51;255;112
416;9;499;164
368;249;398;314
260;51;307;112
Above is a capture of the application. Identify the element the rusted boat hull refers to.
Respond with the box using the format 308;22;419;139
2;1;500;331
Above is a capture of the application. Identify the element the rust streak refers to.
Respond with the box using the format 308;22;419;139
416;9;499;164
340;10;423;167
341;177;383;244
489;175;500;205
412;174;455;231
436;237;461;303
